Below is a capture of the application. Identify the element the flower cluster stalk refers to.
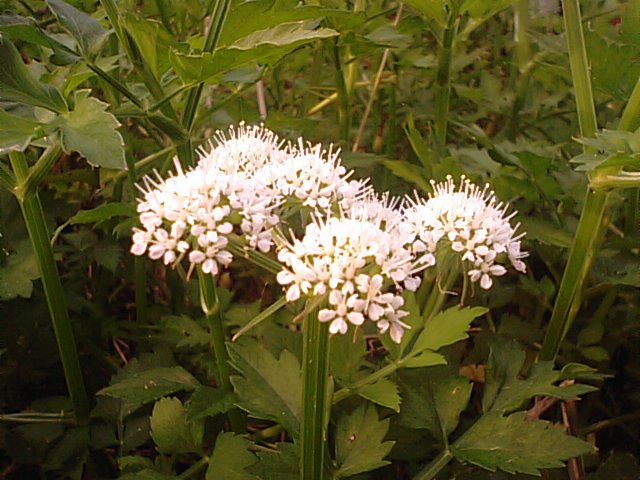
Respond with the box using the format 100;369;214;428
197;268;243;432
8;149;90;426
300;305;331;480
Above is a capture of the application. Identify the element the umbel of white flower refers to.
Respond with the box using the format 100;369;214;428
276;195;436;343
403;175;528;290
130;123;363;278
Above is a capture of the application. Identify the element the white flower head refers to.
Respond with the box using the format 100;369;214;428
403;175;528;289
276;194;436;343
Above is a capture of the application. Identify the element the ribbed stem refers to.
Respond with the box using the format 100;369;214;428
539;0;602;361
197;268;243;432
434;3;460;156
8;149;90;426
300;305;331;480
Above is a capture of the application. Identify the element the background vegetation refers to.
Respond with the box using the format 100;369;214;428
1;0;640;478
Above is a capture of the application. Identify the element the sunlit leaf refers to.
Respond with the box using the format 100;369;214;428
150;397;204;454
206;432;257;480
357;378;402;412
46;0;109;58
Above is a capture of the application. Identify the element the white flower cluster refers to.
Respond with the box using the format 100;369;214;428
403;175;528;290
276;196;435;343
131;123;528;344
130;123;362;276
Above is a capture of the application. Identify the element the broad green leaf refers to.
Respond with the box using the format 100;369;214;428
403;0;446;24
150;397;204;454
0;15;78;63
482;339;598;414
186;386;236;421
248;442;299;480
357;378;401;412
0;240;39;300
54;90;125;169
69;203;135;224
461;0;518;21
401;350;447;368
0;35;68;113
329;330;367;385
229;338;301;437
170;21;337;85
46;0;109;58
382;159;432;194
122;14;186;78
97;366;200;416
206;432;257;480
0;109;44;154
161;315;210;348
518;217;573;248
334;404;395;479
411;306;487;356
399;367;472;440
590;451;640;480
451;412;595;475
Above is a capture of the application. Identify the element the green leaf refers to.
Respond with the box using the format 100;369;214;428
403;0;446;24
461;0;518;21
518;217;573;248
451;412;595;475
399;366;472;440
206;432;257;480
482;339;598;414
69;202;136;224
97;366;200;416
229;338;301;437
334;404;395;479
55;90;125;169
186;386;237;421
329;331;367;385
170;21;337;85
161;315;210;348
0;240;39;300
0;109;44;154
248;442;299;480
402;350;447;368
150;397;204;454
46;0;109;58
122;14;186;78
411;306;487;357
382;159;432;194
357;378;401;413
0;35;68;113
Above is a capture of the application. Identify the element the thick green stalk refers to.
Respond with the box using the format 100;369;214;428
300;306;331;480
412;448;454;480
179;0;232;167
433;3;460;155
619;75;640;234
8;149;90;426
508;0;532;139
539;0;601;361
332;40;351;144
197;268;243;432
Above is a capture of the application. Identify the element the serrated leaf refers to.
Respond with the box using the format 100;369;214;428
334;404;395;479
186;386;236;421
357;378;401;412
451;412;595;475
55;89;125;169
0;109;44;154
122;14;186;78
482;339;598;414
229;338;301;437
399;366;472;440
170;21;337;85
248;442;299;480
69;203;136;224
150;397;204;454
46;0;109;58
329;331;367;385
97;366;200;416
382;159;432;193
0;240;39;300
207;432;257;480
161;315;210;349
0;35;68;113
402;350;447;368
411;306;487;356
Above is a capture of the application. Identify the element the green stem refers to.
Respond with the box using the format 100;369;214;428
332;361;398;405
177;455;210;480
508;0;532;139
197;268;243;432
434;3;460;156
8;149;90;426
619;74;640;234
332;39;351;144
412;448;454;480
179;0;232;167
300;305;331;480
